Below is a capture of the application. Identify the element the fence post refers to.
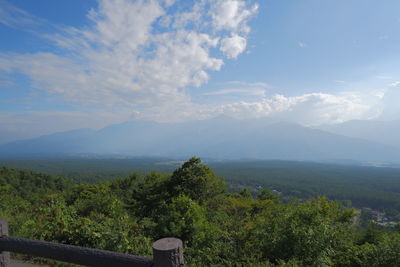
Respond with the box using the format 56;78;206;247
152;237;184;267
0;219;10;267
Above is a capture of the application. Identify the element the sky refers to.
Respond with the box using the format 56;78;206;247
1;0;400;144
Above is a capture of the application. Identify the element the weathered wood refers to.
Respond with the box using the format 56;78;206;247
152;237;184;267
0;236;153;267
0;219;186;267
0;219;10;267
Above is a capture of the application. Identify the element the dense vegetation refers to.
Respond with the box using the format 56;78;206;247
0;157;178;183
209;161;400;219
2;158;400;217
1;159;400;266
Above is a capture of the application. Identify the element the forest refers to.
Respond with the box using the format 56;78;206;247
2;158;400;218
1;158;400;266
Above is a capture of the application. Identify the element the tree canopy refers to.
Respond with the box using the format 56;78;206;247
1;159;400;266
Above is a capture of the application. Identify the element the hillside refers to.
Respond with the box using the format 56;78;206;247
1;117;400;164
2;157;400;217
1;160;400;266
319;119;400;148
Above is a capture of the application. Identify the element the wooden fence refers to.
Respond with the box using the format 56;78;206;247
0;219;184;267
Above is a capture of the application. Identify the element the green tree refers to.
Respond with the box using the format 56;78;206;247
258;188;280;203
248;197;355;266
156;194;207;243
164;157;225;203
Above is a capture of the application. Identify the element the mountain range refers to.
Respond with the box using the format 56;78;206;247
318;120;400;148
1;116;399;164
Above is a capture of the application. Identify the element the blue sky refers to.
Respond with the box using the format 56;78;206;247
1;0;400;143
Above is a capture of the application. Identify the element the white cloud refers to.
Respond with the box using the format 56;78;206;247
212;92;380;125
135;90;381;125
220;34;247;58
0;0;386;138
202;81;268;96
203;88;265;96
211;0;258;33
0;0;45;29
374;91;385;99
0;0;257;115
226;81;268;87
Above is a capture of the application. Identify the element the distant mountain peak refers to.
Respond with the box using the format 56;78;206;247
1;118;399;163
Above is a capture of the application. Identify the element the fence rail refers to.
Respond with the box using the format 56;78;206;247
0;219;184;267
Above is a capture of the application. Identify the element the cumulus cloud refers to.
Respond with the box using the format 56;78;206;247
389;81;400;87
134;90;380;125
0;0;383;137
0;0;258;117
210;92;380;125
211;0;259;33
220;34;247;58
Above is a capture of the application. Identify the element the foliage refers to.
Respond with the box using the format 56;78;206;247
164;157;226;203
1;159;400;266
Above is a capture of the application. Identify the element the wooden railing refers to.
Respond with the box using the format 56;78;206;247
0;219;184;267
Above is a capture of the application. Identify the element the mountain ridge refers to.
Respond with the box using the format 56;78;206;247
1;117;399;163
